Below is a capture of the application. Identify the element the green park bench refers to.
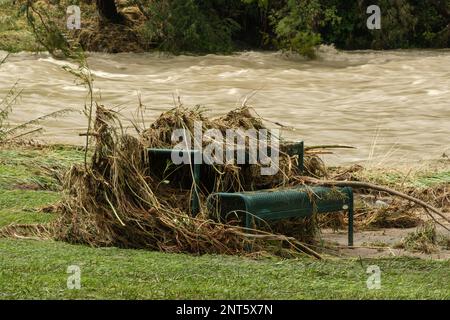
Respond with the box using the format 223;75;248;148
148;142;354;246
148;141;304;215
148;148;202;214
206;186;354;246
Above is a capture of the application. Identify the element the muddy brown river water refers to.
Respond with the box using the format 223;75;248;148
0;48;449;164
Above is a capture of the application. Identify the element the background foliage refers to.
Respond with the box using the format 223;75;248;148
6;0;450;56
132;0;449;55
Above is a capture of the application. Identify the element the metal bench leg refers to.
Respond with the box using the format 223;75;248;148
245;206;253;252
348;192;354;247
191;162;201;216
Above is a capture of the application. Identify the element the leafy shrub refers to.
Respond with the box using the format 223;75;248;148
135;0;240;54
319;0;449;50
272;0;342;57
16;0;450;56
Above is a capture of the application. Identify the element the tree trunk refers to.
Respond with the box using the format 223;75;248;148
95;0;123;24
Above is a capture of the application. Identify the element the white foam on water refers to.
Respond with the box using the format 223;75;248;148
218;69;249;78
90;70;131;79
38;57;131;79
412;79;425;85
227;88;239;95
61;85;87;92
38;57;79;70
427;89;445;96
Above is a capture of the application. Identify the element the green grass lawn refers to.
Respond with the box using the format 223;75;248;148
1;238;449;299
0;145;449;299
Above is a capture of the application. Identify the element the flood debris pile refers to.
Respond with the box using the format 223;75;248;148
49;105;329;256
2;104;446;257
398;222;440;254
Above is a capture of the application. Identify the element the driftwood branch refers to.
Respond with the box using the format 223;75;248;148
79;132;99;137
297;176;450;230
305;145;356;150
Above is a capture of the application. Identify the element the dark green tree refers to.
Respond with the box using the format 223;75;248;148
95;0;123;24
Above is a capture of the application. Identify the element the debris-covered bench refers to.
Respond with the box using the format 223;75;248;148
207;186;354;246
148;142;304;215
148;148;202;214
148;143;354;246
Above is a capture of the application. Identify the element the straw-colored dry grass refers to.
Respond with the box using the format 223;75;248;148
398;222;439;254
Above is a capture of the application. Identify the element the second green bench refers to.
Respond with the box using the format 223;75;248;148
207;186;354;246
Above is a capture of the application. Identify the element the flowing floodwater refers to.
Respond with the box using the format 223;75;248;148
0;48;449;164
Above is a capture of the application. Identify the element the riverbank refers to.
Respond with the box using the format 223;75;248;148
0;3;36;52
0;144;449;299
1;1;449;55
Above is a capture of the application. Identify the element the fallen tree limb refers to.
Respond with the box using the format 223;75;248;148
305;145;356;150
297;176;450;230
